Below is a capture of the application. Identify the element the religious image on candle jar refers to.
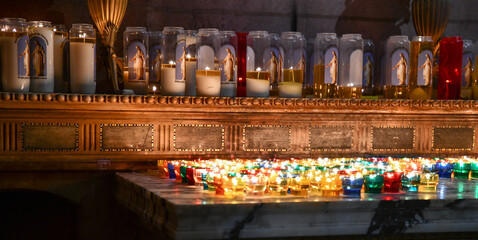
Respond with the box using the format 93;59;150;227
18;36;30;77
417;51;433;86
391;50;409;86
462;52;474;87
363;53;373;87
127;42;146;81
325;48;338;85
29;38;47;77
149;41;163;84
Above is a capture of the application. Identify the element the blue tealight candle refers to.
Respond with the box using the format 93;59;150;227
435;162;453;178
167;162;176;179
342;176;364;196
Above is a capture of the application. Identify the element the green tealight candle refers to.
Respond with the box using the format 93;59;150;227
364;174;384;194
453;162;471;179
471;163;478;179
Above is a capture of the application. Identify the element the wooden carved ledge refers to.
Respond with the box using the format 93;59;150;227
1;92;478;171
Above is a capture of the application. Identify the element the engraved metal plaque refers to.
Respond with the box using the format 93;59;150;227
22;124;78;151
101;124;153;151
243;125;290;151
174;125;224;151
372;127;415;150
310;126;353;150
433;127;474;150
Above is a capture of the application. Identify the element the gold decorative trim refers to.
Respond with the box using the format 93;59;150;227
21;123;79;152
173;124;225;152
308;125;354;152
2;92;478;110
243;125;291;152
99;123;154;152
432;126;475;151
371;126;416;151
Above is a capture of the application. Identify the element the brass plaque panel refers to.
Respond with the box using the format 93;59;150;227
310;126;353;151
243;125;290;151
372;127;415;150
174;125;224;152
433;127;475;151
100;124;153;151
22;123;78;151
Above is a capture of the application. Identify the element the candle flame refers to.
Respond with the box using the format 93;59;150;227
256;67;262;71
169;61;174;65
187;54;191;59
205;66;210;70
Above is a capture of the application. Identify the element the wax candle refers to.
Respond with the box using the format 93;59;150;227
383;172;402;193
279;32;305;98
185;57;197;96
384;35;410;99
0;18;30;92
161;27;186;96
313;33;339;98
438;37;463;99
196;69;221;96
364;174;384;193
418;173;439;192
53;24;68;93
338;34;363;99
454;162;471;179
160;63;185;96
246;70;270;97
29;21;55;93
342;174;364;196
69;24;96;94
401;171;420;192
279;69;303;98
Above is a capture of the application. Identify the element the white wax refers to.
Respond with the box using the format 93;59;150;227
0;36;29;92
70;42;95;94
220;81;236;97
161;67;185;96
246;78;270;97
30;27;54;93
123;71;149;95
196;73;221;97
54;34;67;92
185;61;197;96
279;82;303;98
350;49;364;86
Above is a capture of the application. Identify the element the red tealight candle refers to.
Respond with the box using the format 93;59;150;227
186;167;195;185
383;172;402;193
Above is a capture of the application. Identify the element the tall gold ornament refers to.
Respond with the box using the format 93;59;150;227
412;0;451;56
87;0;128;93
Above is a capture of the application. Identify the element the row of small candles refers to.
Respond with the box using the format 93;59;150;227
157;157;478;198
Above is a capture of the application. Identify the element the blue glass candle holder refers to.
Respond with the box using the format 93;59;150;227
167;162;176;179
342;176;364;196
435;162;453;178
201;172;208;190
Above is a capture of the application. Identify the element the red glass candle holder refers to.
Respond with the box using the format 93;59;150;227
236;32;248;97
186;167;195;185
438;37;463;99
383;172;402;193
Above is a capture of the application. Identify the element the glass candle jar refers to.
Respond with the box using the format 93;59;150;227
290;174;310;196
236;32;248;97
213;174;225;195
338;34;363;99
148;31;162;94
268;172;290;196
341;174;364;196
313;33;338;98
206;171;216;192
174;163;182;181
438;37;463;99
224;173;246;199
409;36;433;100
383;172;402;193
471;162;478;179
245;174;268;196
186;167;195;185
384;35;410;99
279;31;305;98
418;172;439;192
246;31;271;97
69;24;96;94
53;24;68;93
453;162;471;179
193;168;206;186
180;30;198;96
219;31;237;97
309;171;323;196
362;39;375;96
436;161;453;178
123;26;149;95
167;162;176;179
321;172;342;197
29;21;55;93
202;171;209;190
461;40;474;99
401;171;420;192
180;165;188;183
363;174;384;193
269;33;280;96
161;26;185;96
196;28;221;97
0;18;30;92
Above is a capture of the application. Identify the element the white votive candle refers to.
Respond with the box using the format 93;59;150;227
70;37;96;94
196;70;221;97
